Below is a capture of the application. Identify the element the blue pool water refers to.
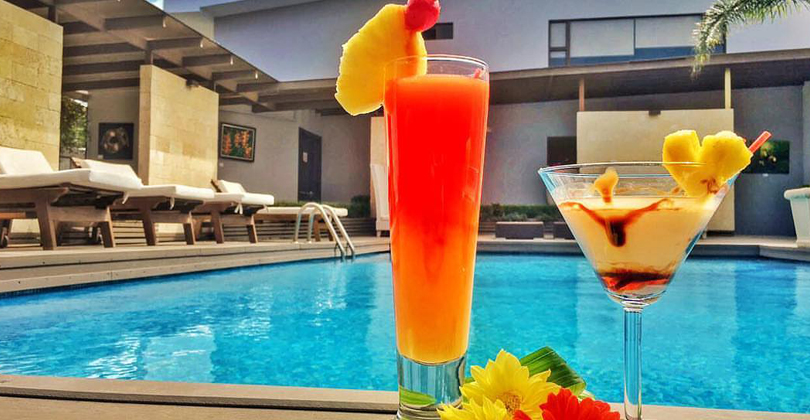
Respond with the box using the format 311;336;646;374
1;254;809;413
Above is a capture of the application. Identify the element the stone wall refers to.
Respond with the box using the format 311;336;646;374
0;0;63;168
138;65;218;187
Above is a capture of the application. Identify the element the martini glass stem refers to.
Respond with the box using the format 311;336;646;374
623;307;642;420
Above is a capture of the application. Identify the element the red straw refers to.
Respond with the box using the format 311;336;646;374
748;131;772;153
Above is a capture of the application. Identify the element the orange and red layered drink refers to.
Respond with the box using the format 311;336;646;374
334;1;489;418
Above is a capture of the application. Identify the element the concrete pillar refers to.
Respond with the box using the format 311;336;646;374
803;81;810;185
369;116;387;218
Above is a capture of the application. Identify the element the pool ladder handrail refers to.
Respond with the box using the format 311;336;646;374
293;202;356;259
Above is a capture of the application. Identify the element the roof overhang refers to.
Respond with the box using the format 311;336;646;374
248;48;810;115
201;0;323;18
491;48;810;105
7;0;316;113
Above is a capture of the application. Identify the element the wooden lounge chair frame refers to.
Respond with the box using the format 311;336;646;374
0;185;120;250
193;201;261;244
111;197;202;246
69;158;209;247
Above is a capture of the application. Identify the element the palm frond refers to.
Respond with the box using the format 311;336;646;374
693;0;810;74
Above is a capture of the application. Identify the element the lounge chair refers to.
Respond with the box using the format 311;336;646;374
196;180;275;244
0;147;141;250
73;158;215;246
370;163;390;237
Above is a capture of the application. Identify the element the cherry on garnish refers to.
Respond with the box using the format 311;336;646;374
405;0;441;32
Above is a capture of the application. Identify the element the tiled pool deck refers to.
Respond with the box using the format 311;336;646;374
2;234;809;418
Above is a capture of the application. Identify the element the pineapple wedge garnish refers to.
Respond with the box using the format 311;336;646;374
663;130;752;196
335;5;427;116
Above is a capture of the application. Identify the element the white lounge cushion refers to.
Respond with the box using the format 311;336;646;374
79;159;217;201
129;184;215;201
206;192;245;204
79;159;141;183
0;146;55;175
204;192;273;207
240;192;274;206
214;179;247;194
785;188;810;200
0;169;142;192
259;206;348;217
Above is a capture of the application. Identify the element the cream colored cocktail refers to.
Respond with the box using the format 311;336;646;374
559;195;717;303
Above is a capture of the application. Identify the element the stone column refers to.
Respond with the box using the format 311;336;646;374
802;81;810;184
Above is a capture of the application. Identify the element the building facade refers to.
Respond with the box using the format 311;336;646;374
164;0;810;236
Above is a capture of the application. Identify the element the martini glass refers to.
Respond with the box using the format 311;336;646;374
539;162;732;420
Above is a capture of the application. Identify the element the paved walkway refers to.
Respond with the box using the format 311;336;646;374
0;237;389;294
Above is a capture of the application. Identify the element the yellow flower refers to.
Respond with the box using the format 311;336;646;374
462;350;560;420
439;397;509;420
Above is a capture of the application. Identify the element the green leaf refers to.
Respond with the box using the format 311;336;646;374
579;389;596;400
399;386;437;406
519;347;587;397
463;347;593;399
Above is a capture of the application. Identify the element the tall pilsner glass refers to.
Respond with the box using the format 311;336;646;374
384;55;489;420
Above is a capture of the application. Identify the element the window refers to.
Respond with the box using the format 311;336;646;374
547;137;577;167
549;14;725;67
423;22;453;40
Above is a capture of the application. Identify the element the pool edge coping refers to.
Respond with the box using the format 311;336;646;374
1;374;809;419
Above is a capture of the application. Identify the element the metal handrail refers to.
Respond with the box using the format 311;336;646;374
293;202;355;259
324;204;356;259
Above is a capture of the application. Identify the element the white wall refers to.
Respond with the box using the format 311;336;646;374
216;108;370;203
733;86;804;237
208;0;810;80
321;114;370;202
484;86;803;236
217;109;302;201
483;100;577;206
804;82;810;186
86;88;140;171
726;8;810;53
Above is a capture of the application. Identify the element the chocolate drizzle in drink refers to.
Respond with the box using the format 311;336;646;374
599;269;672;293
559;199;673;247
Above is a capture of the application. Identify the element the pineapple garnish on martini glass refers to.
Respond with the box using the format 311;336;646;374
538;130;771;420
336;1;490;419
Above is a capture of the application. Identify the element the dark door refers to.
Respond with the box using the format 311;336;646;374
547;136;577;167
298;128;322;202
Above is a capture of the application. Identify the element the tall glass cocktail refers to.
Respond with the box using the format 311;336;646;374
385;55;489;419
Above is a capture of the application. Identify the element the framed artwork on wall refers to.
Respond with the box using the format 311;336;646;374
744;139;789;174
98;122;134;160
220;123;256;162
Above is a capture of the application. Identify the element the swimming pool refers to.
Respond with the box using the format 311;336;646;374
0;254;808;413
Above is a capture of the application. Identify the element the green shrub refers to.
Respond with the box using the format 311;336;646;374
347;195;370;218
500;212;528;221
480;203;561;222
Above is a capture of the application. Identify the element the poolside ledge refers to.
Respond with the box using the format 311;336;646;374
0;374;807;419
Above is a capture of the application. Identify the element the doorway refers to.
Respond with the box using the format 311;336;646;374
547;136;577;167
298;128;322;202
